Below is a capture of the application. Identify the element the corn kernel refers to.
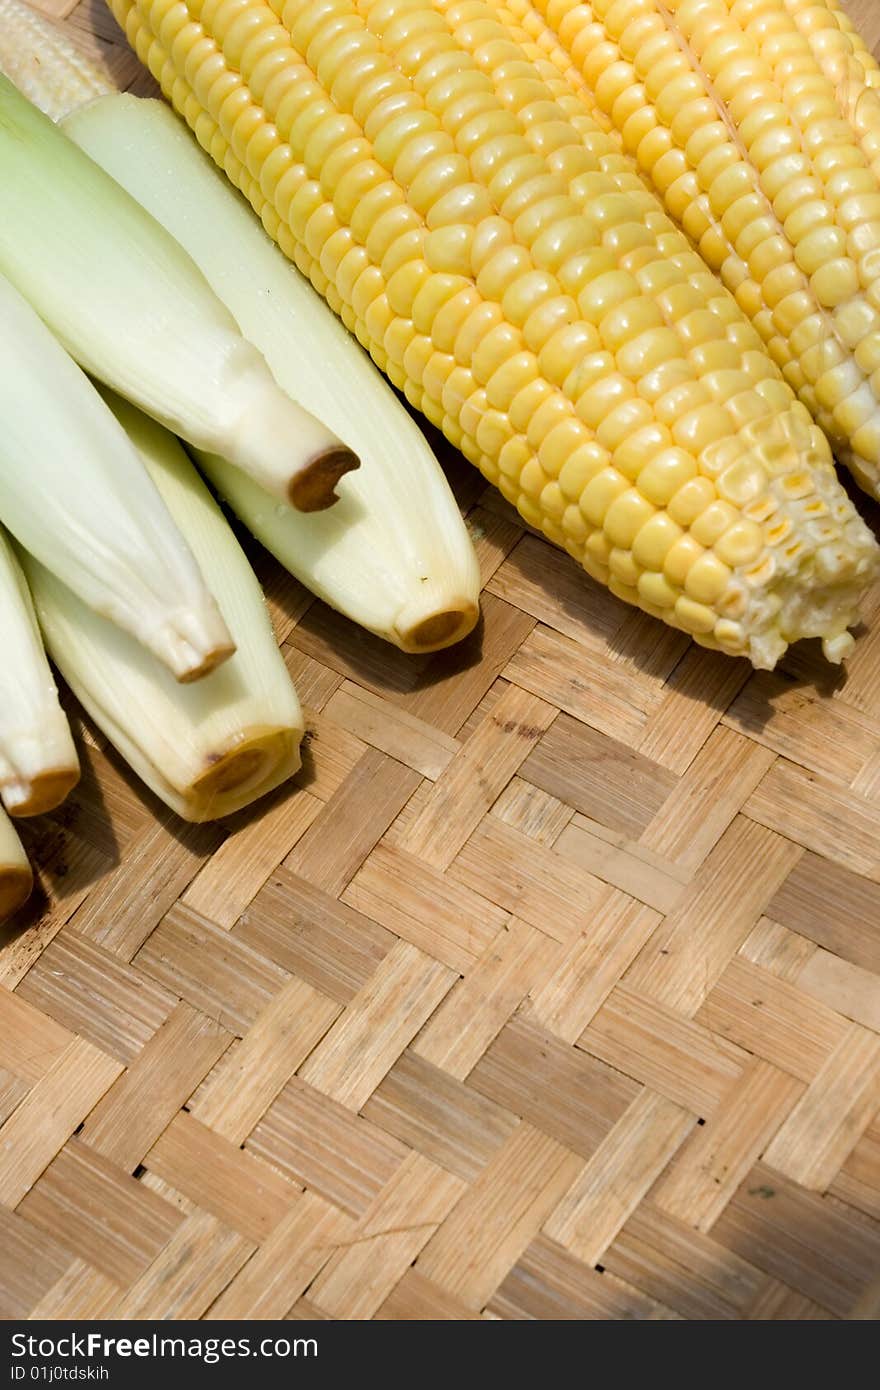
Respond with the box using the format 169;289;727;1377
608;548;643;586
509;376;555;433
519;456;549;498
855;332;880;374
714;518;765;567
612;423;674;483
617;327;683;379
502;270;560;329
635;448;697;506
485;351;538;412
716;454;767;506
475;407;515;459
537;418;590;478
664;473;716;526
531;214;601;272
690;500;742;547
422;339;454;395
599;485;655;543
811;258;861;308
596;398;656;451
412;272;468;334
522;297;580;355
470;215;514;274
836;298;880;350
471;322;523;386
424;224;474;275
813;319;860;388
477;244;533;301
714;618;747;650
834;384;877;436
685;551;733;604
632;512;683;569
497;434;531;480
793;224;848;278
527;395;574;452
761;261;804;309
430;182;496;229
578;269;641;323
559;442;609;499
663;534;704;586
674;595;717;634
585;528;614;567
559;247;617;296
578;453;631;523
743;554;777;587
539;479;567;519
565;351;616;403
780;471;816;501
562;503;589;545
673;403;735;454
575;372;635;430
655;380;710;430
766;514;794;546
458;383;488;439
599;296;665;351
851;419;880;465
538;322;602;386
638;571;679;609
638;359;694;404
517;494;545;529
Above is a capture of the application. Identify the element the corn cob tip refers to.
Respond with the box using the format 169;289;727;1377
288;445;360;512
713;415;879;670
747;544;874;671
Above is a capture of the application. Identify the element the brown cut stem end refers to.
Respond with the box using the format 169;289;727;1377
395;601;480;653
288;447;360;512
175;638;237;685
0;864;33;923
4;766;80;818
187;725;301;819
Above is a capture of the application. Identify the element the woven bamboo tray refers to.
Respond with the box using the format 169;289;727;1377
1;0;878;1323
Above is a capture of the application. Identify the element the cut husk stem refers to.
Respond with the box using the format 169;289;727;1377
0;72;358;511
62;94;481;652
0;526;79;817
0;807;32;924
23;398;305;823
0;271;233;683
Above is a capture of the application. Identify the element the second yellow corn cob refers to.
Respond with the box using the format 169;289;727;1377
507;0;880;501
108;0;878;667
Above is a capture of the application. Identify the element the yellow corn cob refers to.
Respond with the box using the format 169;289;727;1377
781;0;880;183
109;0;878;667
505;0;880;500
